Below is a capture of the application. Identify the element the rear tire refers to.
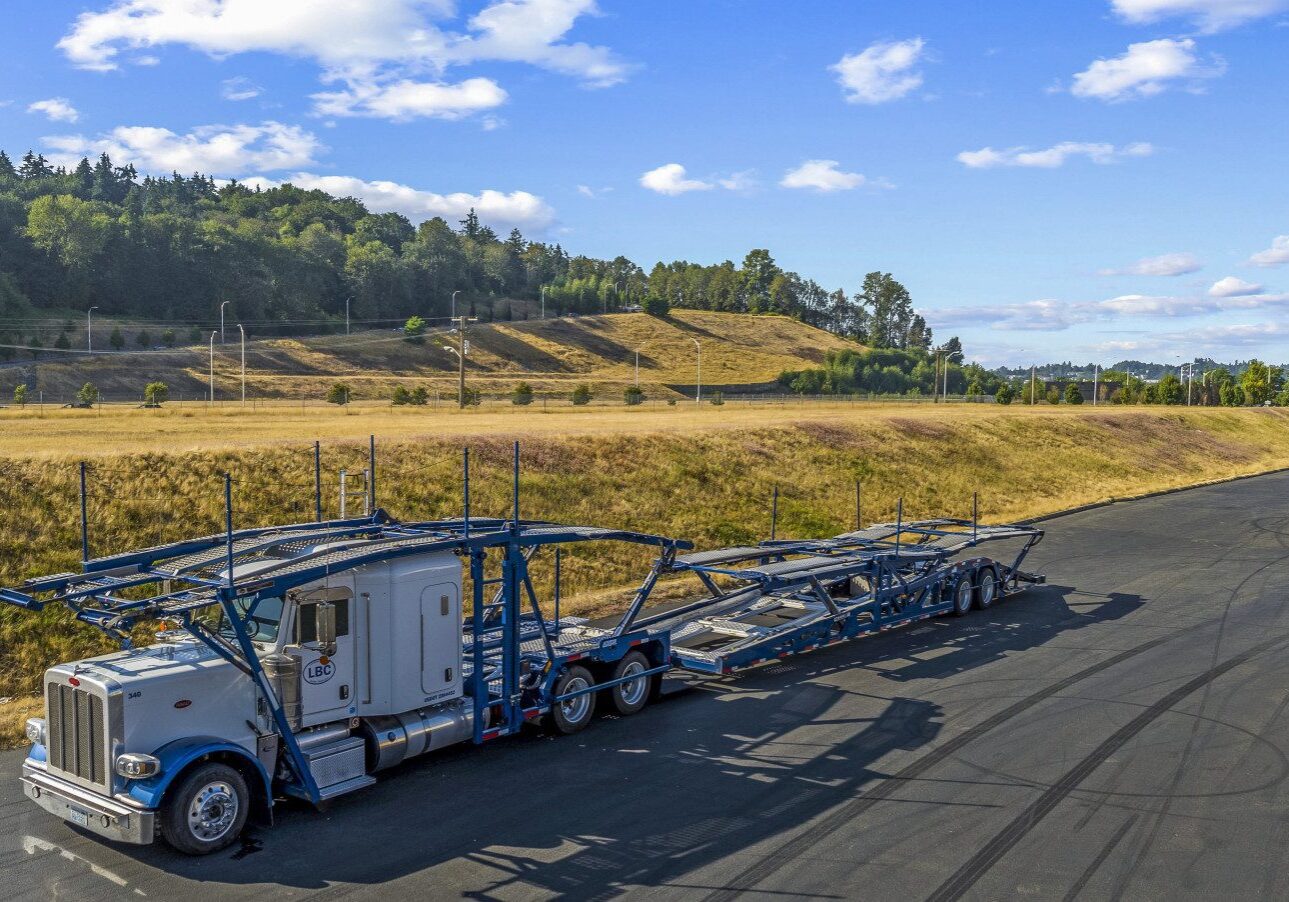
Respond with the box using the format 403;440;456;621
608;651;651;716
160;762;249;855
952;575;974;617
550;665;596;734
975;568;998;610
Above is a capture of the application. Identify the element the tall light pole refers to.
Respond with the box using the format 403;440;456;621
540;285;546;320
691;338;702;404
86;306;98;352
238;323;246;406
208;331;217;405
219;301;229;344
452;290;461;321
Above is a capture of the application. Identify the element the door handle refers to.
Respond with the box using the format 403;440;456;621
340;684;350;700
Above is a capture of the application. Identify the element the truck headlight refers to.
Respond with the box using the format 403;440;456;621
114;753;161;779
24;718;46;747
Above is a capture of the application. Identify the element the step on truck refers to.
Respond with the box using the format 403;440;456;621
1;450;1042;854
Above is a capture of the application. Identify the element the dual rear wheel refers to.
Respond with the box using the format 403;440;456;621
549;650;653;735
951;567;999;617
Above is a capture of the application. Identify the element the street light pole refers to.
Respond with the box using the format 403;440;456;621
87;306;97;352
220;301;229;344
452;290;460;321
691;338;702;404
540;286;546;320
208;331;217;405
238;324;246;406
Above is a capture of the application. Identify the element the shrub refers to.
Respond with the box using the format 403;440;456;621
109;327;125;350
995;384;1014;405
642;294;670;317
326;382;352;405
76;382;100;406
392;386;412;406
571;384;592;406
187;327;202;344
143;381;169;405
1045;388;1061;405
708;391;725;406
53;332;71;350
624;385;644;406
136;329;152;348
13;384;27;407
409;387;428;405
1064;383;1084;405
667;398;677;406
512;382;534;406
460;387;482;407
161;329;176;348
403;315;427;344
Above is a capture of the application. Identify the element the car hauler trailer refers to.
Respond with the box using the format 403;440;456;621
1;449;1041;854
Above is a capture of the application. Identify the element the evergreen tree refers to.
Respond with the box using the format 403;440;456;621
0;150;16;180
73;158;94;197
109;326;125;350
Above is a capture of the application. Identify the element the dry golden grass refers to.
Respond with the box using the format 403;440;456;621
3;403;1289;746
0;310;857;401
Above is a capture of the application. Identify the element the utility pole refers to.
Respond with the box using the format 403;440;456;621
1093;364;1099;406
540;285;546;320
1030;365;1036;405
452;315;478;408
691;338;702;404
345;296;351;336
452;290;461;321
87;306;98;352
208;331;217;405
220;301;229;344
238;323;246;406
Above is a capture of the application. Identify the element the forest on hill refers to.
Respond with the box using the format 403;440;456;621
0;149;937;357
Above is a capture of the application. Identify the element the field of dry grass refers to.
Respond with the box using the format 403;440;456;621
0;310;856;401
4;403;1289;744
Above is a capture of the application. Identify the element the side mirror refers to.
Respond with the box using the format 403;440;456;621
315;601;337;655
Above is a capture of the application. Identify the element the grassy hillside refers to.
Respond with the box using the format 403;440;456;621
0;310;857;402
4;404;1289;749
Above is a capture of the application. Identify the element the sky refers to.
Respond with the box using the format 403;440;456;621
1;0;1287;366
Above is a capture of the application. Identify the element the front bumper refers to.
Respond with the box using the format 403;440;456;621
21;761;156;845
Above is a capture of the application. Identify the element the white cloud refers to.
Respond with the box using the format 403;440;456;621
780;159;867;192
1100;252;1202;276
1071;38;1223;101
924;299;1090;332
1209;276;1265;296
717;170;758;192
639;163;713;196
221;77;262;101
27;98;79;123
1110;0;1289;31
58;0;626;120
1249;235;1289;267
1097;292;1289;315
830;38;926;104
311;77;507;120
44;121;322;176
957;141;1153;169
249;172;555;232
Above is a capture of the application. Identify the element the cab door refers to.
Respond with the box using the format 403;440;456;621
292;587;356;724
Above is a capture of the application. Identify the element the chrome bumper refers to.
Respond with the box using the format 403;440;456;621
21;761;155;845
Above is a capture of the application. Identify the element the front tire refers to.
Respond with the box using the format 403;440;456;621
550;665;596;734
160;762;249;855
607;651;651;716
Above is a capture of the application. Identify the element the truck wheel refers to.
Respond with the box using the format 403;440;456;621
160;762;249;855
608;651;651;716
551;665;596;735
952;575;974;617
976;568;998;610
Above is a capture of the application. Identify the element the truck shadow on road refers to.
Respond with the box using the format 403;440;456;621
91;582;1138;898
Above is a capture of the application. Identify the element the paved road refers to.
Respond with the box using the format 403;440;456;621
6;473;1289;900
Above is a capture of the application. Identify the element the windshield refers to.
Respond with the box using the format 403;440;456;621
218;595;285;644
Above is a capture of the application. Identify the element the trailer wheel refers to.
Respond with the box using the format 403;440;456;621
952;575;974;617
608;651;651;716
159;762;249;855
550;665;597;734
975;568;998;610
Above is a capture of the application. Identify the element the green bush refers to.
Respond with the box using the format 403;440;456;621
571;384;593;406
13;384;27;407
642;294;670;316
161;329;176;348
512;382;534;406
76;382;100;406
624;385;644;406
708;391;725;406
1064;383;1084;405
143;381;168;405
326;382;352;405
995;384;1014;405
403;315;427;344
1045;388;1061;405
460;387;482;407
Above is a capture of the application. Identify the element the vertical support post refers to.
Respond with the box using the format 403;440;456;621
895;496;903;558
224;473;235;591
368;434;376;513
463;448;471;539
470;550;486;743
855;480;862;531
512;440;520;533
78;461;89;563
972;491;979;542
770;485;779;540
313;441;322;522
554;546;562;630
339;470;347;519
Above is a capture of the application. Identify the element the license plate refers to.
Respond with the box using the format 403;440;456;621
68;807;89;827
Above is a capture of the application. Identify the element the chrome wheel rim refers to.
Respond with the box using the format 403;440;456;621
618;661;647;706
560;676;591;724
956;580;972;612
980;573;996;606
187;781;238;842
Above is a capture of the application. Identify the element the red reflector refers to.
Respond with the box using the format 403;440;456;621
174;699;192;709
67;677;80;687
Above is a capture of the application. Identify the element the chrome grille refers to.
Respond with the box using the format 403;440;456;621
46;681;107;787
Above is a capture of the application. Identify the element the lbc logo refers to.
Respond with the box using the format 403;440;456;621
304;659;335;685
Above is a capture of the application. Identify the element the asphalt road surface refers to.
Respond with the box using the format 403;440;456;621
6;473;1289;900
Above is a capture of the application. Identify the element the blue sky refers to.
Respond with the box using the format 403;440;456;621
1;0;1288;365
